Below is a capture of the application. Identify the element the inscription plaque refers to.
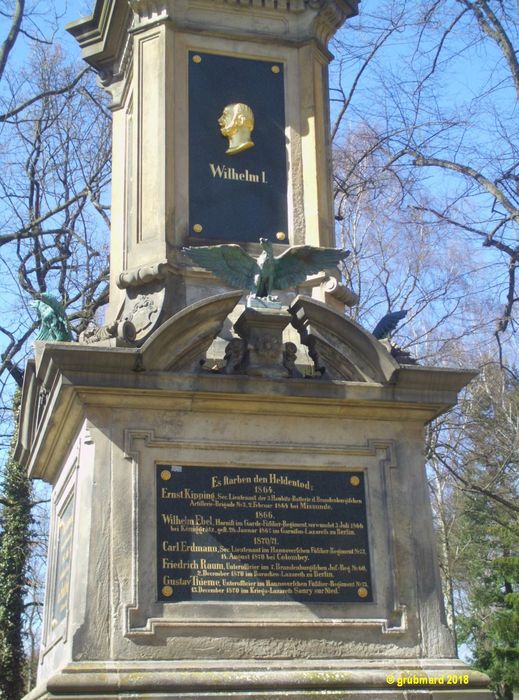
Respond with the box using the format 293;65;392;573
188;52;288;244
157;465;372;603
50;494;74;630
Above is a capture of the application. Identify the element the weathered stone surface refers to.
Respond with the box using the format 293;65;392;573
23;659;494;699
138;290;244;371
16;1;494;698
234;307;292;378
16;312;489;699
289;295;401;382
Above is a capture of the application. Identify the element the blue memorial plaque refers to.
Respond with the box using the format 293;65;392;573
157;465;372;603
188;52;288;244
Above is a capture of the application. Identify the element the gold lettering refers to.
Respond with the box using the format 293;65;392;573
208;163;267;185
157;468;370;601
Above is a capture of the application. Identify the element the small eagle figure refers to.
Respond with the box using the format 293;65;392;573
183;238;350;298
372;310;408;339
31;294;73;342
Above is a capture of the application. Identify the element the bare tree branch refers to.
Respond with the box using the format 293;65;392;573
458;0;519;100
0;0;25;82
0;66;91;123
408;149;519;225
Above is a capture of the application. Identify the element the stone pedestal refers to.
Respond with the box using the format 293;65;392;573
234;306;291;378
17;295;495;699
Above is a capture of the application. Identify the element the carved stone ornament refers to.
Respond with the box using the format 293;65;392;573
128;1;163;12
254;333;282;363
311;0;358;45
289;295;400;382
282;342;303;378
233;307;292;379
215;336;304;379
128;0;359;21
79;320;137;346
125;296;159;334
119;277;168;343
222;338;247;374
321;277;359;307
136;291;243;372
117;261;168;289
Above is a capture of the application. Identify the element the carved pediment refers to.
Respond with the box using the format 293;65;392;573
138;290;244;372
289;296;399;383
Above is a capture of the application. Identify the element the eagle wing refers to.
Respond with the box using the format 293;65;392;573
183;244;259;292
273;246;350;290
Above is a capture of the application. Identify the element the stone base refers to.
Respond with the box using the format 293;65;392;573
25;660;495;700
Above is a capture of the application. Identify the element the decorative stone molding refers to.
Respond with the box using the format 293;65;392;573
70;0;360;81
127;0;358;20
321;277;359;307
117;261;169;289
289;295;400;382
218;334;304;378
24;660;495;698
99;28;134;94
79;320;137;346
66;2;133;76
122;429;408;641
121;288;164;342
137;290;244;371
128;0;170;22
311;0;359;45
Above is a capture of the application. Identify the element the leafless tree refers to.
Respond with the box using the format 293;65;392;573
0;6;111;690
0;43;111;422
332;0;519;364
331;5;519;663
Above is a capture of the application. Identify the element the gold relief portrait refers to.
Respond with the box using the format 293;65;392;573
218;103;255;155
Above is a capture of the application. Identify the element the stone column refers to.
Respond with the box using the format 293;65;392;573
67;0;360;331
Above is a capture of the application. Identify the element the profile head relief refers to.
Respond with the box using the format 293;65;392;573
218;102;255;155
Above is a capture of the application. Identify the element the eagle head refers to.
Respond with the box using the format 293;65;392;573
259;237;273;252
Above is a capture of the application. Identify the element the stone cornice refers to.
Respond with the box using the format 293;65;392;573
66;1;133;78
128;0;359;18
312;0;359;45
68;0;360;78
19;361;475;483
128;0;170;19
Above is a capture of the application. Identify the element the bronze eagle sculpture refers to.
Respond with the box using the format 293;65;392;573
31;294;73;342
183;238;350;299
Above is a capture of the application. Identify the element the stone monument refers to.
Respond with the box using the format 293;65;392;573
16;0;494;697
